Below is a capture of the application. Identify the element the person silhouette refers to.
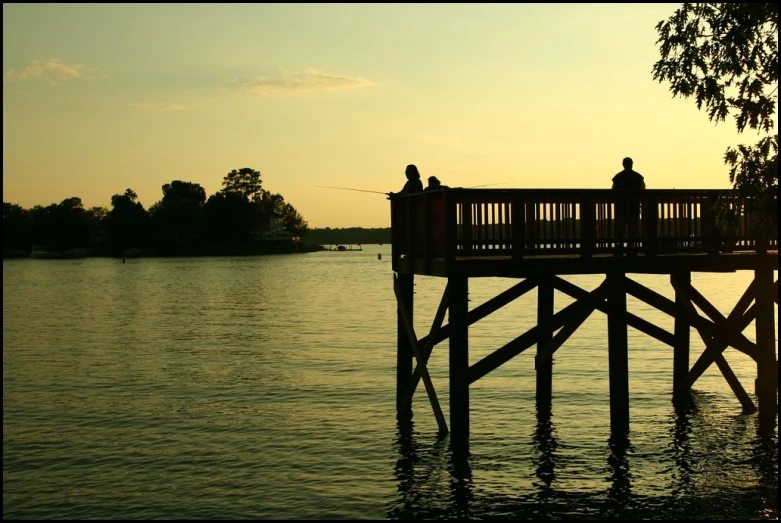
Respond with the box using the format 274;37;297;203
387;164;424;199
612;157;646;253
424;176;448;191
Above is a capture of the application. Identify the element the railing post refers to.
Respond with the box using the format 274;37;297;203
422;192;430;274
406;196;417;267
702;195;719;254
580;195;595;257
390;198;403;272
512;194;525;262
444;190;457;275
644;193;658;256
526;195;536;253
755;194;769;253
462;195;473;257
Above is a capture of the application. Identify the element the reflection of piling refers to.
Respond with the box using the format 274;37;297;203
379;253;382;260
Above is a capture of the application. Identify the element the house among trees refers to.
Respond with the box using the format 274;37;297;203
252;212;296;241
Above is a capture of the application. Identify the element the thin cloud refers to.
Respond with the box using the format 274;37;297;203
241;68;374;96
129;102;188;112
4;58;84;84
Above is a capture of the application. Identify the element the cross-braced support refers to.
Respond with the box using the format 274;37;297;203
671;277;756;412
625;273;777;422
395;269;778;452
397;276;540;425
394;273;448;433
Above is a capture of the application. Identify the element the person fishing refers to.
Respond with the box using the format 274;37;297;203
387;164;423;199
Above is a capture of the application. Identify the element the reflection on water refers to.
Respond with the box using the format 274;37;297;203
751;418;779;509
532;408;558;503
670;400;695;498
3;253;777;519
386;399;776;520
604;432;633;517
388;418;474;520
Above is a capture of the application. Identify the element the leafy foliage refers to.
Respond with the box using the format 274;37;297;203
162;180;207;205
3;202;34;251
653;3;777;133
150;181;208;245
204;190;253;242
222;168;263;201
652;3;778;233
109;189;151;249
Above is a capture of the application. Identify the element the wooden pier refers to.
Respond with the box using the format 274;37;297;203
390;188;778;455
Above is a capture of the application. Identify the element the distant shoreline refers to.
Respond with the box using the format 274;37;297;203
3;241;392;260
4;241;318;260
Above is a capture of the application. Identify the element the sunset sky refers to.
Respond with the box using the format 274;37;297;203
2;3;766;228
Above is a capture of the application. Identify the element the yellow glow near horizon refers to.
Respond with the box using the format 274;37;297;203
3;4;775;228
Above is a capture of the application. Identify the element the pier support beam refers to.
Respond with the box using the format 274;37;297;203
449;272;470;456
607;272;630;434
672;272;691;404
754;267;778;429
396;273;414;418
536;276;554;414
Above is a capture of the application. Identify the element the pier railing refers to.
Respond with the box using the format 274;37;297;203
390;188;777;268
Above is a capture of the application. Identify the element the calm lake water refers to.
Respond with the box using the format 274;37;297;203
3;245;777;520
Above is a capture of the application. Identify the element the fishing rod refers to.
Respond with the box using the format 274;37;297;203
469;183;509;188
317;182;510;195
317;185;389;195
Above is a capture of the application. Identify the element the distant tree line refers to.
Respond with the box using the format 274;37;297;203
3;167;309;256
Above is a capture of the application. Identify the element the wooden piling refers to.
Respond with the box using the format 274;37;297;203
672;272;691;404
449;272;470;456
754;266;777;428
396;273;414;417
607;272;630;434
536;276;554;412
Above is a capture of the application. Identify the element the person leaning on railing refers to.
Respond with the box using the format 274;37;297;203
612;157;646;253
424;176;449;191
